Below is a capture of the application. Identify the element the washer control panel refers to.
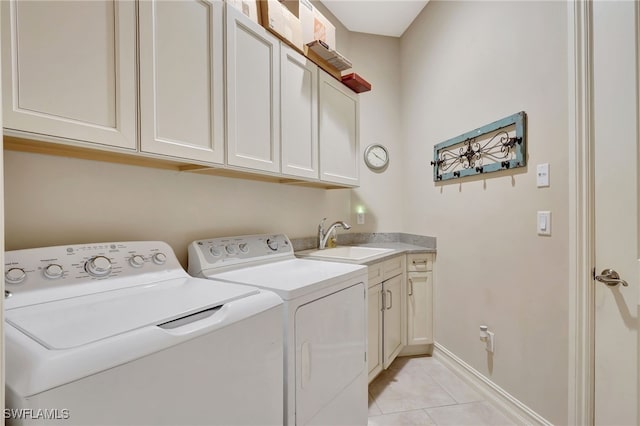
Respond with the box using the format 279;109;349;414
188;234;293;275
5;241;183;307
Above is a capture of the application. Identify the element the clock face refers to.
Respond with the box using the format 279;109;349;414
365;144;389;170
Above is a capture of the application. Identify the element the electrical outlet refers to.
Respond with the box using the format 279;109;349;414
357;212;365;225
536;163;550;187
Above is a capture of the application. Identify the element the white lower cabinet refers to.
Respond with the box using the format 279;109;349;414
1;0;137;149
139;0;224;163
407;271;433;346
368;256;406;383
403;253;435;355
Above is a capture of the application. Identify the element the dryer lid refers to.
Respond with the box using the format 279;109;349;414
5;278;258;349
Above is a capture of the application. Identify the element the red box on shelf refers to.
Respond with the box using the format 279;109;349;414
341;73;371;93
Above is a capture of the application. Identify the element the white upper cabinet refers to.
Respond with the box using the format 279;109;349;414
226;6;280;173
1;0;136;150
280;45;318;179
139;0;224;164
318;71;359;186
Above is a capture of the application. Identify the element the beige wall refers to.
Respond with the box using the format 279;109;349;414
400;1;569;424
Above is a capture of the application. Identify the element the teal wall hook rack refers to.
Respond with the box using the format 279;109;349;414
430;111;527;181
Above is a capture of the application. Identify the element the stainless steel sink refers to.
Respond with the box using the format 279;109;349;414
302;246;395;261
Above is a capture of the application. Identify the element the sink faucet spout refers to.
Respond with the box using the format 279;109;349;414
318;218;352;249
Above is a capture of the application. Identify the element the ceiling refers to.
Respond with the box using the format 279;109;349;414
320;1;429;38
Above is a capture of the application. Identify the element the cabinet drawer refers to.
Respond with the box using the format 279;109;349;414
368;262;383;286
407;254;433;272
382;255;405;280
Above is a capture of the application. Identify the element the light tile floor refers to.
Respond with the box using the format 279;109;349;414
368;356;515;426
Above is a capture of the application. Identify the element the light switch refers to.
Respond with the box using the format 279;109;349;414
537;211;551;236
537;163;550;187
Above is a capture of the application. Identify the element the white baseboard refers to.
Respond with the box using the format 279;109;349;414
433;343;553;426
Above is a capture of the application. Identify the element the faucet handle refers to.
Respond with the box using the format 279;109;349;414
319;217;327;231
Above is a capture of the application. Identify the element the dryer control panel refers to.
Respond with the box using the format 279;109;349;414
188;234;294;275
5;241;185;308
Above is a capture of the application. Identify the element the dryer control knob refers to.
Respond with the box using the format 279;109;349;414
129;255;145;268
266;238;279;251
5;268;26;285
225;245;237;255
152;252;167;265
238;243;249;253
85;256;112;277
43;264;64;279
210;247;222;257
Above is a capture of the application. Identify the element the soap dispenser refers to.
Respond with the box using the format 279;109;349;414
327;229;338;248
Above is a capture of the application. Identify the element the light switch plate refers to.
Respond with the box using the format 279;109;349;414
357;212;365;225
537;211;551;236
537;163;550;187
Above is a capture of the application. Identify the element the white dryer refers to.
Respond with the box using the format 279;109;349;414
4;241;283;426
188;234;368;426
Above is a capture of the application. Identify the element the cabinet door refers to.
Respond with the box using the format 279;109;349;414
226;6;280;173
139;0;224;164
280;45;318;179
407;272;434;346
382;274;403;369
368;283;383;383
1;0;136;149
318;71;359;186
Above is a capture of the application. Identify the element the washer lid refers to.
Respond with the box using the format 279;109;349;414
205;259;366;300
5;277;258;350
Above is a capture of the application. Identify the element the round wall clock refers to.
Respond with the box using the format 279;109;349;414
364;144;389;171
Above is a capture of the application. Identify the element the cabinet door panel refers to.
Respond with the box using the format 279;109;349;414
407;272;433;346
318;71;359;186
2;0;136;149
368;283;383;382
139;0;224;163
281;45;318;179
226;7;280;172
383;274;403;369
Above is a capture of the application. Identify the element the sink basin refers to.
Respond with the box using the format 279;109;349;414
303;246;395;261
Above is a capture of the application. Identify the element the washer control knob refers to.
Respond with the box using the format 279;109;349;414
238;243;249;253
225;245;237;255
266;238;279;251
129;255;145;268
5;268;26;285
43;264;64;280
85;256;112;277
152;252;167;265
210;247;222;257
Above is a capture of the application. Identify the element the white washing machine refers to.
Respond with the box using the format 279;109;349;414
4;241;283;426
188;234;368;426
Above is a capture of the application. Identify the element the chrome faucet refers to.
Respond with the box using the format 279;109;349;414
318;218;351;249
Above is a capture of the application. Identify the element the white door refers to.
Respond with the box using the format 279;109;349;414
592;2;639;424
368;282;383;382
382;274;403;369
281;45;319;179
139;0;224;164
295;283;366;425
226;6;280;173
1;0;136;149
407;271;433;346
